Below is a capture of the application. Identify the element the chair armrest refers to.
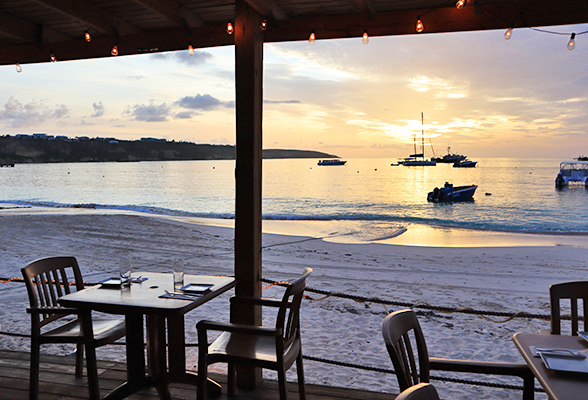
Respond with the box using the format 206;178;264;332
230;296;291;308
430;357;533;379
197;320;281;337
27;306;79;315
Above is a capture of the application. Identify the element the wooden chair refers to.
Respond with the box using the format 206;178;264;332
382;309;535;400
396;383;441;400
21;256;126;400
197;267;313;400
550;281;588;335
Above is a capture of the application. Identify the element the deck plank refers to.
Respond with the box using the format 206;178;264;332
0;350;394;399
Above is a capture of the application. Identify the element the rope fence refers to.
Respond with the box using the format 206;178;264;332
0;275;553;394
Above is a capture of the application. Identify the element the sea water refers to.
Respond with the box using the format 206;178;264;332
1;158;587;238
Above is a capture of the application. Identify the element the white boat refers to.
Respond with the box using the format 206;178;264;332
396;113;436;166
555;161;588;187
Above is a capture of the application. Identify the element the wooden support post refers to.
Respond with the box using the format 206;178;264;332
233;0;264;389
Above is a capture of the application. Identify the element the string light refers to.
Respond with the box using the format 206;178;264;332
16;63;22;73
309;30;316;45
226;21;234;35
567;33;576;50
504;26;513;40
456;0;466;9
84;31;91;42
111;45;118;56
188;43;195;56
50;52;56;62
260;19;267;31
362;30;369;45
416;17;424;33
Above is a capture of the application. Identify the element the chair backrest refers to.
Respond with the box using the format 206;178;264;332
395;383;441;400
382;309;430;392
550;281;588;335
21;257;84;328
276;267;313;352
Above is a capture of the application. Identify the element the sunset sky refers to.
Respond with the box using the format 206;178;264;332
1;23;587;159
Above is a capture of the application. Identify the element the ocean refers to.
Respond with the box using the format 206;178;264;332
1;158;587;239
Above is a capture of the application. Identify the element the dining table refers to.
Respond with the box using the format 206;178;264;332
513;332;588;400
58;272;236;400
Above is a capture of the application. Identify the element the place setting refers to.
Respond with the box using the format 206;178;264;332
531;332;588;374
157;262;214;300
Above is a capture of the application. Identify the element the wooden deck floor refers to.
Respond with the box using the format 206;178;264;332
0;350;394;399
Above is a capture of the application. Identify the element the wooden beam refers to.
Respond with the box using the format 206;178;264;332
245;0;289;20
31;0;143;35
233;0;264;390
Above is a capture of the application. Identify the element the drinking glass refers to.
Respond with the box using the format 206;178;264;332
119;256;132;288
173;262;184;292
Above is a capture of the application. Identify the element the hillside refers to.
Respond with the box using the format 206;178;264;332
0;136;339;163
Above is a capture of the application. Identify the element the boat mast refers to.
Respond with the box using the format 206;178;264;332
421;112;425;157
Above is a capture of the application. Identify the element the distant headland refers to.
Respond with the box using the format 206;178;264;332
0;134;339;164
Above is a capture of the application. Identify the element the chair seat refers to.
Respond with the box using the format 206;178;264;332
42;318;125;344
210;331;301;364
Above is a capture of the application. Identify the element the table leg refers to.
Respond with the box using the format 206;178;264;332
80;310;99;400
147;314;171;400
103;314;154;400
167;315;221;395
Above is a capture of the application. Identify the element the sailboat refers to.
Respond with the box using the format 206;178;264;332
397;113;436;166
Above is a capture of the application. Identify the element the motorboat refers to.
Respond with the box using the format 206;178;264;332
555;161;588;187
427;182;477;202
432;147;467;163
453;160;477;168
317;159;346;166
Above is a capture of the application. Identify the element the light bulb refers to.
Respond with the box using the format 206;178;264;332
416;18;424;33
50;53;56;62
456;0;466;9
226;21;234;35
188;43;195;56
16;63;22;73
309;31;316;45
567;33;576;50
260;19;267;31
111;45;118;56
362;30;369;45
84;31;91;42
504;27;513;40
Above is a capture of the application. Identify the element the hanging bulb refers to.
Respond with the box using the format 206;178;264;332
226;21;234;35
456;0;466;9
416;18;424;33
188;43;195;56
50;53;56;62
260;19;267;31
84;31;91;42
16;63;22;73
362;30;369;45
111;45;118;56
309;31;316;45
504;27;513;40
567;33;576;50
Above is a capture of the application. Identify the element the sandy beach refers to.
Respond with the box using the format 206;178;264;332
2;206;588;399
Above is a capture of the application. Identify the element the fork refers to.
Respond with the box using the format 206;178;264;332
164;289;196;299
537;347;588;356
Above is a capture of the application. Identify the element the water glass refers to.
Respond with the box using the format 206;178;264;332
173;262;184;292
119;256;132;288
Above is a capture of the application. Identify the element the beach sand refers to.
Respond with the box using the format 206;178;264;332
1;206;587;399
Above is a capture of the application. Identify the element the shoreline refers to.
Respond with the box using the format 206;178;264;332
1;203;586;249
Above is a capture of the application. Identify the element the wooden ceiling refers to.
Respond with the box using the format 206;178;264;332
1;0;588;66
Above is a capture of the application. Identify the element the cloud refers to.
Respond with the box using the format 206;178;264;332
91;101;105;117
175;94;224;110
128;103;171;122
0;96;69;128
150;51;213;66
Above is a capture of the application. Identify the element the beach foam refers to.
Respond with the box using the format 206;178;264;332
2;208;585;399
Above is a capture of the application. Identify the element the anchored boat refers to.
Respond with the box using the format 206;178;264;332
555;161;588;187
317;159;346;166
427;182;477;202
396;112;436;166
